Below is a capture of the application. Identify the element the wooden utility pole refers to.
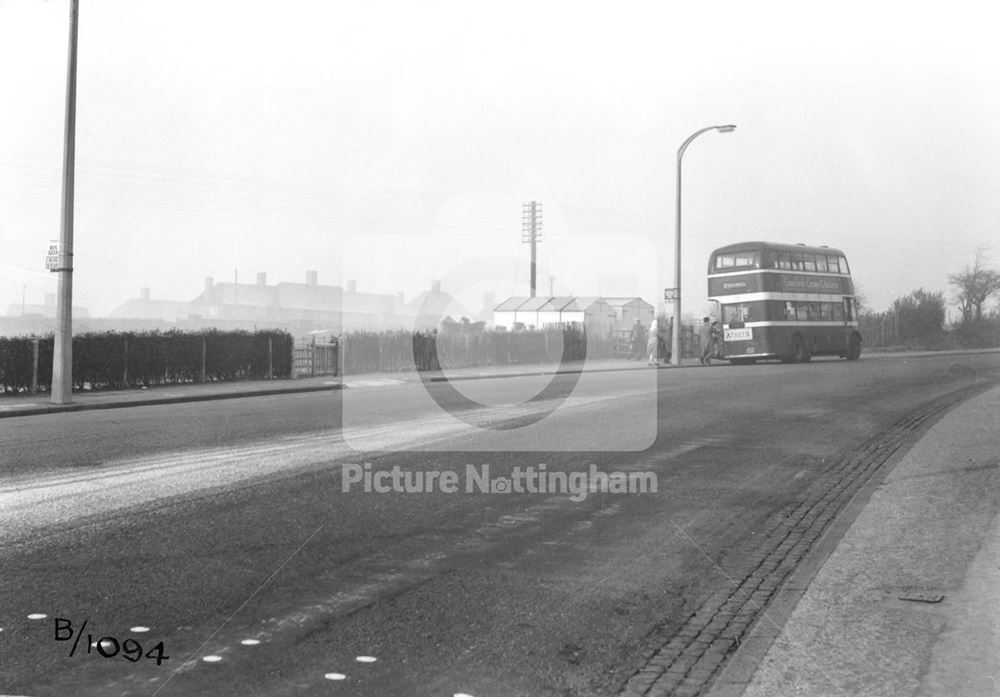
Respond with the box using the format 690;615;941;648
521;201;542;297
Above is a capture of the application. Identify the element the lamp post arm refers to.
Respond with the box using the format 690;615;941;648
677;125;720;163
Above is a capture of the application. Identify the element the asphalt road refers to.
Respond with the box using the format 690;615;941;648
2;352;998;697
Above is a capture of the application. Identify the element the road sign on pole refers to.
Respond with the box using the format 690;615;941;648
663;288;679;301
45;240;61;271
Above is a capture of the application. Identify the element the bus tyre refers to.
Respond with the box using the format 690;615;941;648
846;333;862;361
789;334;807;363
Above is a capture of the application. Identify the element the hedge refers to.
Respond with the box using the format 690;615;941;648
0;329;293;394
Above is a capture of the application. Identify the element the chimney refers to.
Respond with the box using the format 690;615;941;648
431;280;441;294
396;291;405;303
140;287;150;300
347;279;357;294
256;272;267;286
204;276;214;296
306;270;318;286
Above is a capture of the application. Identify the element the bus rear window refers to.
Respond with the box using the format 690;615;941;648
772;252;850;274
713;251;760;271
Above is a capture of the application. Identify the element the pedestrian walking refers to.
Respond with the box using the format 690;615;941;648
647;318;659;366
699;317;713;365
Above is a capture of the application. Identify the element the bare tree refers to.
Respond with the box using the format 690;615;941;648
852;282;870;315
949;247;1000;324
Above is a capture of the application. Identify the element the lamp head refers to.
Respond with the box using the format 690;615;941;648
717;124;737;133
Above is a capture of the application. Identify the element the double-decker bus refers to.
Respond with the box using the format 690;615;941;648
707;241;862;364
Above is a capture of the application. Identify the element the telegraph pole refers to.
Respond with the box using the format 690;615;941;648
521;201;542;297
52;0;80;404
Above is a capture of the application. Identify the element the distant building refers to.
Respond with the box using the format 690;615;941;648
603;297;655;330
108;287;190;323
492;296;617;334
104;273;467;337
5;293;91;320
407;280;470;331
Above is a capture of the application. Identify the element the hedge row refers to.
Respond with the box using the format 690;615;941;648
0;329;293;394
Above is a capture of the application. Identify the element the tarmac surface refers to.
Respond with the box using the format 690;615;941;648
3;349;999;696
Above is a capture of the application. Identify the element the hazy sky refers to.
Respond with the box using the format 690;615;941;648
2;0;998;320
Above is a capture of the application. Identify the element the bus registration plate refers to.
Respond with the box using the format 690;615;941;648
725;327;752;342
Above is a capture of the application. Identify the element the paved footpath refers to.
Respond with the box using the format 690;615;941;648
0;357;663;419
708;384;1000;697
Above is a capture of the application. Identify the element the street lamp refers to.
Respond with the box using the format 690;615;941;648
52;0;80;404
671;124;736;366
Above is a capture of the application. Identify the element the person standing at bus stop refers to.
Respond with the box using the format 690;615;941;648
629;318;646;360
699;317;713;365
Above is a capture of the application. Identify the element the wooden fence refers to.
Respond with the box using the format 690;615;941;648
858;312;900;348
327;327;624;377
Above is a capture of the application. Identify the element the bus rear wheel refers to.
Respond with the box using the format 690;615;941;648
846;333;862;361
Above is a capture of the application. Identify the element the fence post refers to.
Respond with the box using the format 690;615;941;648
267;337;273;379
122;338;128;388
31;339;39;394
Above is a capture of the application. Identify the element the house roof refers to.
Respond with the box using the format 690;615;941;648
562;297;609;311
516;296;550;311
494;296;531;312
5;303;91;319
274;282;342;311
537;296;576;311
602;297;653;309
108;298;192;320
343;291;398;316
494;296;614;313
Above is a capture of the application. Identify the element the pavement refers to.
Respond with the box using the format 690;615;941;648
0;357;665;419
4;348;997;420
3;351;999;697
708;382;1000;697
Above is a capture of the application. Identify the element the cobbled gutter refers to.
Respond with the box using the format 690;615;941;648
618;380;997;697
